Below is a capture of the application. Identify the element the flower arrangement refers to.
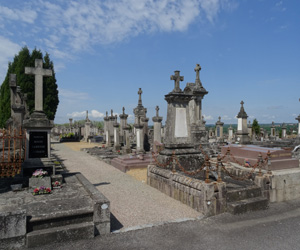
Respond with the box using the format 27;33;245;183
102;145;105;148
32;169;48;178
117;150;121;155
33;186;51;195
52;181;62;188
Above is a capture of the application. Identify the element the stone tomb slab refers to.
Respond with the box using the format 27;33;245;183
221;144;299;170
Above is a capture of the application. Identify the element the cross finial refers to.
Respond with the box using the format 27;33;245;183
111;109;113;117
138;88;143;106
25;59;52;112
86;110;88;120
194;64;202;88
122;107;125;114
9;74;16;87
241;100;244;106
218;116;221;122
155;106;159;117
106;111;108;117
170;70;184;93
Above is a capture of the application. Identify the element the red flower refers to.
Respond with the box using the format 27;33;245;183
33;188;39;193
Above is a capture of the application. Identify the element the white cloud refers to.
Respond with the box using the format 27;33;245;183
203;114;214;120
67;109;105;119
67;111;86;118
0;36;20;83
1;0;236;54
91;110;104;118
0;5;37;24
221;114;232;121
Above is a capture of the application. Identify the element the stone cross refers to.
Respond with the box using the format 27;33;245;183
106;111;108;117
138;88;143;106
122;107;125;114
170;70;184;93
155;106;159;117
241;100;244;107
111;109;113;117
86;110;89;120
194;64;202;87
25;59;52;111
218;116;221;122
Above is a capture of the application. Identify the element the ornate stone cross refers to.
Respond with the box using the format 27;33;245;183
241;100;244;106
138;88;143;106
194;64;202;88
122;107;125;114
25;59;52;111
111;109;114;117
155;106;159;117
170;70;184;93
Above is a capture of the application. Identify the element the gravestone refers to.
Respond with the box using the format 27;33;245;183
152;106;163;144
228;125;234;143
270;121;276;140
215;116;224;142
23;59;53;160
113;115;121;151
281;123;287;139
84;111;91;142
183;64;209;146
119;107;128;144
236;101;249;144
134;115;144;153
157;69;204;173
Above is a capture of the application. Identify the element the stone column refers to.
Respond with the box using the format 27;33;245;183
228;125;233;143
236;101;249;144
103;112;109;142
119;107;128;145
152;106;163;144
134;117;144;153
113;115;121;151
123;125;132;154
281;123;287;139
296;115;300;137
270;121;276;139
215;116;224;142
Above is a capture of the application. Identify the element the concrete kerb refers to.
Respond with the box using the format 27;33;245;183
75;173;111;235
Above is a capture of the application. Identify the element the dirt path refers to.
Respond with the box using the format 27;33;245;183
52;142;202;231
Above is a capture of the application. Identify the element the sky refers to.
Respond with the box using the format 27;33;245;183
0;0;299;125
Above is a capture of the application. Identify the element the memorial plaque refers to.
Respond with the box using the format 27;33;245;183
217;127;220;137
175;108;188;137
29;131;48;158
238;118;242;131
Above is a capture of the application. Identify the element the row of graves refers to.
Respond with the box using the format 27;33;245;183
147;65;300;217
81;64;300;218
1;60;110;248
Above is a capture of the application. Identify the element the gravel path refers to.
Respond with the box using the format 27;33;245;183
52;142;202;231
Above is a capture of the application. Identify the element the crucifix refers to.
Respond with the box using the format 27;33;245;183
170;70;184;93
25;59;52;112
122;107;125;115
194;64;202;88
240;100;244;107
138;88;143;106
155;106;159;117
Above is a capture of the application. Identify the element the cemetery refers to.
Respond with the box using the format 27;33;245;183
0;60;300;249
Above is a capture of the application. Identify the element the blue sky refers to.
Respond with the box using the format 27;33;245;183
0;0;299;125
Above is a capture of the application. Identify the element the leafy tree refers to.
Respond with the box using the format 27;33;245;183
252;119;260;135
0;47;59;127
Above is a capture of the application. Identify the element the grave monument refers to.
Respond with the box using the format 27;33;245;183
23;59;53;160
157;69;203;172
236;101;250;144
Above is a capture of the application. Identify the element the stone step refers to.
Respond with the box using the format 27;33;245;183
227;196;269;214
26;221;94;248
226;186;262;202
28;209;94;232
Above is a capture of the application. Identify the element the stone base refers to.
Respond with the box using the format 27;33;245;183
255;168;300;202
157;146;205;176
147;165;226;216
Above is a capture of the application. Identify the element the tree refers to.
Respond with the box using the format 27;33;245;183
252;119;260;136
0;47;59;127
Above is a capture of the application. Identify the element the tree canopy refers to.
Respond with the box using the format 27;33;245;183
0;47;59;127
252;119;260;135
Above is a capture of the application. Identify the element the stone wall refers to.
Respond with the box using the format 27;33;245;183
147;165;226;216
